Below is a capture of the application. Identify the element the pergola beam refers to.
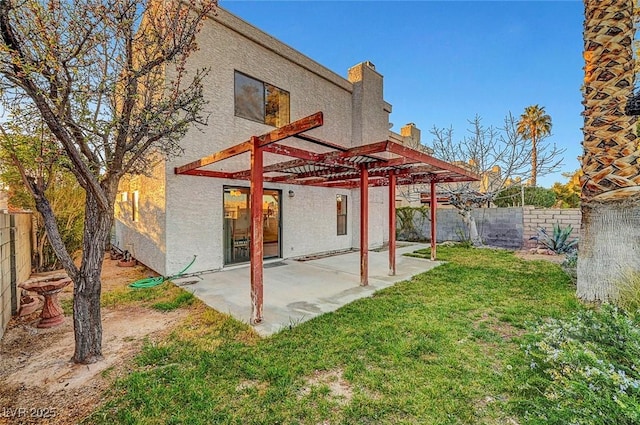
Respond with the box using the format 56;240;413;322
256;112;324;147
182;169;235;178
387;142;478;182
175;112;324;175
175;141;252;175
263;143;321;161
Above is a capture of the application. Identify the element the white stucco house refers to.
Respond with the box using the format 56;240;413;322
113;7;427;277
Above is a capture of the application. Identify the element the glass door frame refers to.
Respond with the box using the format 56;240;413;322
223;185;282;265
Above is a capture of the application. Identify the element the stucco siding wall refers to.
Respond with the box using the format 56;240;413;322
168;7;356;175
281;186;354;256
165;181;359;275
164;176;223;274
114;161;167;275
351;187;389;250
348;63;390;146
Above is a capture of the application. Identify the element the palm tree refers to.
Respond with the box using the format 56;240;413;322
516;105;552;187
579;0;638;302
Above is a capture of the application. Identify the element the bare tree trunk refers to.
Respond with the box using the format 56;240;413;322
37;232;45;271
460;209;483;246
33;182;112;363
578;199;640;302
73;191;112;364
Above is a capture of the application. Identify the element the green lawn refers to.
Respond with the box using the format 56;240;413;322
89;246;581;425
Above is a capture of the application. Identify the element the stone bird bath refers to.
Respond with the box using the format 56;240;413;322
18;274;72;328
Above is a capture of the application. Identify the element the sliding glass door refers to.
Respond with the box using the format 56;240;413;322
223;187;281;265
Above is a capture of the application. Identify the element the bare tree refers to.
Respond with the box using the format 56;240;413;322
414;114;564;245
0;0;216;363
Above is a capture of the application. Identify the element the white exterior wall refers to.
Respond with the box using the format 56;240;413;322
117;7;392;275
351;186;389;250
114;160;168;275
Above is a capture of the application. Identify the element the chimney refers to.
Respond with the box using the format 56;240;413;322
348;61;389;145
400;123;421;147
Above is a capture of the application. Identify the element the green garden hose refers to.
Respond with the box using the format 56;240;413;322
128;255;197;289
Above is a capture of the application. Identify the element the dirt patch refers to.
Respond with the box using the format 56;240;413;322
298;369;353;405
0;255;188;425
514;250;566;264
474;312;525;341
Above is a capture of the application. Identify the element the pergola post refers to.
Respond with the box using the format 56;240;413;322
430;181;437;261
388;170;396;276
360;165;369;286
250;136;264;324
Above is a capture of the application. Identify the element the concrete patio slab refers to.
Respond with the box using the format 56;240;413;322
177;242;441;336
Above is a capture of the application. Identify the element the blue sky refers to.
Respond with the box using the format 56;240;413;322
222;0;584;188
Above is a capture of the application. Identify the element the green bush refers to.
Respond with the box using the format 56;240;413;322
520;305;640;424
494;186;556;208
396;206;429;241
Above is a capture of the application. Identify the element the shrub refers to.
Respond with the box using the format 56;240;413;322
530;223;578;254
520;305;640;424
494;186;556;208
396;206;429;241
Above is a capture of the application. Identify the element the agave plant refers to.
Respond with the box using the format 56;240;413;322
530;223;578;254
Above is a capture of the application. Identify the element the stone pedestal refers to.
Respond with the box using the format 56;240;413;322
18;274;72;328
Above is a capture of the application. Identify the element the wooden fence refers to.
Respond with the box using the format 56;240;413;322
0;212;32;340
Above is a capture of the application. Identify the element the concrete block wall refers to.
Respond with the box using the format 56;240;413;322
522;207;581;248
0;214;12;340
399;206;581;250
0;212;32;341
433;207;524;249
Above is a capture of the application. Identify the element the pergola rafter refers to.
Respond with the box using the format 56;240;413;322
175;112;479;324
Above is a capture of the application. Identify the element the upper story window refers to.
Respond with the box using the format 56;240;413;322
234;71;290;127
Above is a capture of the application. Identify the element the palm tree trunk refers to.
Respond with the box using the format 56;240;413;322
579;0;638;303
531;136;537;187
578;199;640;301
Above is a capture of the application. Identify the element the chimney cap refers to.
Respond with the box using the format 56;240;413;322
364;61;375;70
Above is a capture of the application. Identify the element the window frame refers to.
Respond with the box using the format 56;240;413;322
336;194;347;236
234;70;290;127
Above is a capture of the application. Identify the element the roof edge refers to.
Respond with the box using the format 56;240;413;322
212;6;354;93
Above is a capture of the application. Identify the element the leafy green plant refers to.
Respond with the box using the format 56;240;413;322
520;305;640;424
530;223;578;254
396;206;429;241
494;185;556;207
0;132;85;271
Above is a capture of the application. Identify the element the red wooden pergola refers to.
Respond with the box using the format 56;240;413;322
175;112;479;324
